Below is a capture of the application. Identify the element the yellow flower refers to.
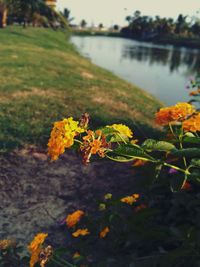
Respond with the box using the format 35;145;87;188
28;233;48;267
72;228;90;237
99;203;106;211
99;227;109;238
73;252;81;259
155;102;195;126
107;124;133;138
66;210;84;228
183;113;200;133
104;193;112;200
121;194;140;205
48;117;84;161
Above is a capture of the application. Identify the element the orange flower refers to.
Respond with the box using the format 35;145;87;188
72;228;90;237
181;181;192;191
135;204;147;212
189;90;199;96
66;210;84;228
80;130;110;164
28;233;48;267
99;227;109;238
73;252;81;259
133;159;147;167
155;102;195;125
121;194;139;205
183;113;200;133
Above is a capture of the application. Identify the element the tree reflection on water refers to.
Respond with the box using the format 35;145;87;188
122;44;200;74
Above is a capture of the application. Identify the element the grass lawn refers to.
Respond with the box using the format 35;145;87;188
0;26;162;152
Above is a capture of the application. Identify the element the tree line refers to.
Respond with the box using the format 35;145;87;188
121;10;200;40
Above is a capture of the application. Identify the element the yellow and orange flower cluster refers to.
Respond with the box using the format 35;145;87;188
28;233;48;267
155;102;195;126
48;117;84;161
80;130;110;164
183;113;200;133
66;210;84;228
121;194;140;205
107;123;133;138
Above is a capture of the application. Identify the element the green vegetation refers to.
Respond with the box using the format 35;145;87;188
0;27;162;152
125;12;200;49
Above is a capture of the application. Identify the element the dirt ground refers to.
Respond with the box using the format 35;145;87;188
0;146;138;247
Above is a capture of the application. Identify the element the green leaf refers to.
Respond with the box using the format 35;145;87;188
171;148;200;158
111;144;155;161
190;158;200;168
183;136;200;144
142;139;175;152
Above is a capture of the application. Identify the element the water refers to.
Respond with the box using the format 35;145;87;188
71;36;200;105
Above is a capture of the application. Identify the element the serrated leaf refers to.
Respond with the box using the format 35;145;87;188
112;144;155;161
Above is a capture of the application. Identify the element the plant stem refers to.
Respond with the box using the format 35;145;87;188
117;133;127;144
52;257;77;267
169;123;177;140
74;139;83;145
163;162;190;175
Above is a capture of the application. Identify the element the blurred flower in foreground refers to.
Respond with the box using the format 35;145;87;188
135;204;147;212
169;168;178;175
0;239;16;250
73;252;81;259
72;229;90;237
181;181;192;191
121;194;139;205
39;245;53;267
28;233;48;267
66;210;84;228
104;193;112;200
99;203;106;211
133;159;147;167
99;227;109;238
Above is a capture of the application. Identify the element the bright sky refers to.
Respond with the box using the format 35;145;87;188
57;0;200;27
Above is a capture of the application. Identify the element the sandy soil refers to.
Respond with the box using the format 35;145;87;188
0;146;138;246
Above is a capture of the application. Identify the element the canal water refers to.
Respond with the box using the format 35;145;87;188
71;36;200;105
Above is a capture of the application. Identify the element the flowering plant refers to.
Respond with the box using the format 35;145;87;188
1;101;200;267
48;103;200;191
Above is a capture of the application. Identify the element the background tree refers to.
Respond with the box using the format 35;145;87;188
80;19;87;28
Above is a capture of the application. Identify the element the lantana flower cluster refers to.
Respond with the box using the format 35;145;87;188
48;114;134;164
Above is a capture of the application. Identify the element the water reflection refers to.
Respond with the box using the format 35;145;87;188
71;36;200;105
122;44;200;74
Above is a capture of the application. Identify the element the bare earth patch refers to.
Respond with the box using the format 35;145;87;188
81;72;94;79
0;147;138;246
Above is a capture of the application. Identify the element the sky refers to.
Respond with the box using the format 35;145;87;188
57;0;200;27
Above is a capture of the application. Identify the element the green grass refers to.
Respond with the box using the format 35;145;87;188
0;26;162;152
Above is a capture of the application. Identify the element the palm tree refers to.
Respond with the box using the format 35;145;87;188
0;0;67;28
